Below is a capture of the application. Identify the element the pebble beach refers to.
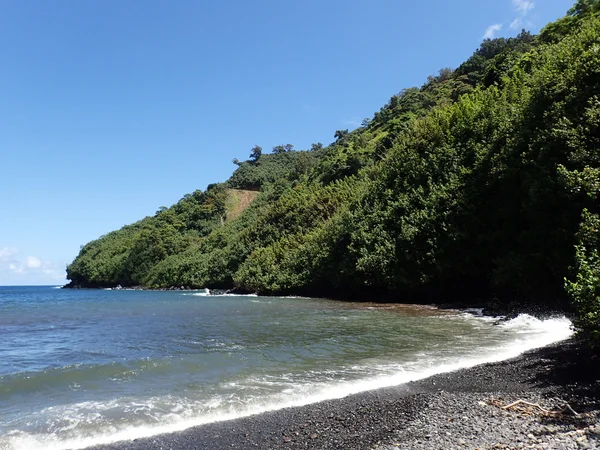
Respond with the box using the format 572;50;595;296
87;339;600;450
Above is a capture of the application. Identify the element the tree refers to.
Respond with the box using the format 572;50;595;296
250;145;262;162
272;145;286;154
334;129;349;142
284;144;294;152
293;152;316;176
311;142;323;151
569;0;600;16
437;67;454;81
566;210;600;346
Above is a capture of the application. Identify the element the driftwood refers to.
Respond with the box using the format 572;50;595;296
500;399;580;417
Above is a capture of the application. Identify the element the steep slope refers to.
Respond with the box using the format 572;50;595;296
66;2;600;344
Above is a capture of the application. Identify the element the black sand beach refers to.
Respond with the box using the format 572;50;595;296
87;339;600;450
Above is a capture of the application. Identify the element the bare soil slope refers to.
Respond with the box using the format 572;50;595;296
225;189;259;222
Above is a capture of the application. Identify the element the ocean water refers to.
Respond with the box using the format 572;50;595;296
0;286;573;450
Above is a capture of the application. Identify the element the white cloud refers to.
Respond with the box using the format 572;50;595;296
484;24;503;39
510;17;522;29
483;0;534;41
509;0;535;30
0;247;18;262
26;256;42;268
0;247;66;284
513;0;534;14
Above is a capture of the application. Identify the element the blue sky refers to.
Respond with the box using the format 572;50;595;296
0;0;575;285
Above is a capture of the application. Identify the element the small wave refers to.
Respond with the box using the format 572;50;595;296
0;359;173;398
182;291;258;297
497;313;573;334
219;293;258;297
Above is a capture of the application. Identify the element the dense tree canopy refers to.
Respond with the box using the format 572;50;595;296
67;2;600;345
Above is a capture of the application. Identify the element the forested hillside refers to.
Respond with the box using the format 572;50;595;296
67;1;600;343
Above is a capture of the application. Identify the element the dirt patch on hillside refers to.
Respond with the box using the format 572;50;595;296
225;189;259;221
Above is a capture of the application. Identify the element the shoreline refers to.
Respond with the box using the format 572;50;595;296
87;338;600;450
63;284;574;322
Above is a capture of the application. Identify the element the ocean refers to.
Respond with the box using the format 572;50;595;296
0;285;573;450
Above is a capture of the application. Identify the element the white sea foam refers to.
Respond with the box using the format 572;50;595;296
218;293;258;297
183;292;258;297
1;314;573;450
188;288;211;296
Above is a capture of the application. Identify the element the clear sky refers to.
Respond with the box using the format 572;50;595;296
0;0;575;285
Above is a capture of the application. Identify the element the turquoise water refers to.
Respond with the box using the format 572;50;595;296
0;286;572;450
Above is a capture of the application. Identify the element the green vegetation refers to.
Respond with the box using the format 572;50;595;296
67;1;600;344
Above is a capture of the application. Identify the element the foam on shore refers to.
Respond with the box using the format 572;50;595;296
2;314;573;450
